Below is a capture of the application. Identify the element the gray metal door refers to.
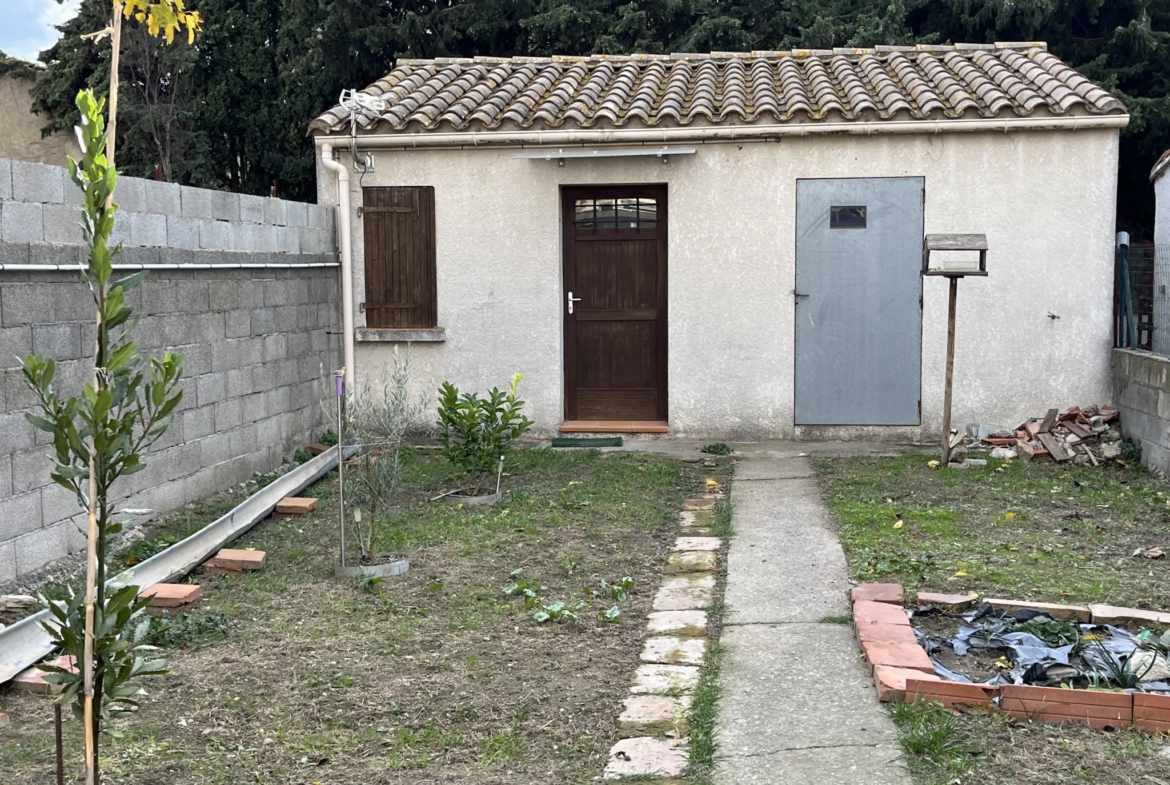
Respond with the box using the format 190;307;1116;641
794;177;924;425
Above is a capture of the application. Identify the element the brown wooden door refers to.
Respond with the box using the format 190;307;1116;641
563;185;668;421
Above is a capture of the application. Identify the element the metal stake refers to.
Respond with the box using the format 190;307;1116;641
941;277;958;465
55;702;64;785
335;369;347;568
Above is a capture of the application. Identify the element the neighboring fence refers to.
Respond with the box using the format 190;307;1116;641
1115;241;1155;352
0;157;340;586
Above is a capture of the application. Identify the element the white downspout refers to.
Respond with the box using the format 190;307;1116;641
320;143;355;391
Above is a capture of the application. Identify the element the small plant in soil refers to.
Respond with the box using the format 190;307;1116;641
502;569;545;609
701;442;732;456
318;429;339;447
586;576;635;602
341;349;424;564
533;601;583;624
436;373;533;494
598;605;622;623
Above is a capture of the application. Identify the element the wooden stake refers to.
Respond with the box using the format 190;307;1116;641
86;7;123;783
941;277;958;465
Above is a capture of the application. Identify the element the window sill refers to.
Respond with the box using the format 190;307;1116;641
356;327;446;343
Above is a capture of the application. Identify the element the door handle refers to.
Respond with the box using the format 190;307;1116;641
567;291;583;314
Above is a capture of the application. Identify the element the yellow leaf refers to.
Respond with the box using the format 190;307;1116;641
954;570;968;577
927;460;940;469
706;479;718;487
893;520;904;529
1005;511;1014;519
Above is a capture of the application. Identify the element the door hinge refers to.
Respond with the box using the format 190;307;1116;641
918;400;922;420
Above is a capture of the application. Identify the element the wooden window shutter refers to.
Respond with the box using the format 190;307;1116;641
361;186;437;328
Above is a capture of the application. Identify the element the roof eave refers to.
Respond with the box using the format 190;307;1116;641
311;112;1130;149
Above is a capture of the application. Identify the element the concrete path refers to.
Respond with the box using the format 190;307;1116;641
712;446;911;784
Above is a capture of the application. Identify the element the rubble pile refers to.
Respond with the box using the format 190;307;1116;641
976;405;1122;465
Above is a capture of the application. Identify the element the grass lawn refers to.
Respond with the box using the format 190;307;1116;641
1;447;709;784
817;450;1170;784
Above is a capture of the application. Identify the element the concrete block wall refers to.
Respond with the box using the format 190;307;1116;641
0;157;335;256
1113;348;1170;473
0;157;339;586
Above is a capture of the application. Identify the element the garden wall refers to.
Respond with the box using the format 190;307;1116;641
1113;348;1170;473
0;157;340;585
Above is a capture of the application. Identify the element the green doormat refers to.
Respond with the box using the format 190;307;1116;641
551;437;624;448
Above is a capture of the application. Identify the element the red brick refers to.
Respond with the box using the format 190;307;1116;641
305;443;328;456
1089;604;1170;627
851;583;904;605
853;599;911;627
1000;685;1132;730
683;498;715;511
139;583;202;608
856;623;919;646
915;591;979;612
12;655;76;696
874;666;941;702
0;711;9;728
861;641;933;674
907;678;998;708
208;548;266;571
985;598;1090;622
275;497;318;515
1134;692;1170;732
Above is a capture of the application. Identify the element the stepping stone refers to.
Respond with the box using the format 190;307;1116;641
305;443;328;456
274;497;318;517
12;655;76;695
673;536;721;552
631;664;701;695
874;665;941;702
0;711;8;728
647;610;707;638
683;498;716;511
916;591;979;612
664;551;718;575
653;574;715;611
679;510;715;529
850;583;903;605
618;694;693;737
604;737;688;779
985;598;1090;623
641;636;706;666
205;548;266;575
140;583;202;617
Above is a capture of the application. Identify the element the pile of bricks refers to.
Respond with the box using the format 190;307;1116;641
603;490;725;780
851;583;1170;732
980;404;1121;464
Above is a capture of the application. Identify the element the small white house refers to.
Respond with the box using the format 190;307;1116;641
311;43;1127;439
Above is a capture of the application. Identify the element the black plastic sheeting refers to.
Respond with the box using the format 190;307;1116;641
912;603;1170;691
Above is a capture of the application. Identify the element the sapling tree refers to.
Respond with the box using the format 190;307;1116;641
24;89;184;784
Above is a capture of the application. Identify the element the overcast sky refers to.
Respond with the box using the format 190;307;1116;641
2;0;80;62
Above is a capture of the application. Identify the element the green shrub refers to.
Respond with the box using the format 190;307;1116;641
436;373;533;489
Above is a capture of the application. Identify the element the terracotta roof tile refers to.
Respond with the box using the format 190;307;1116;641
310;44;1126;136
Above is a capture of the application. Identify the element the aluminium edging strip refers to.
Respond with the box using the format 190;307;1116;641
0;445;349;685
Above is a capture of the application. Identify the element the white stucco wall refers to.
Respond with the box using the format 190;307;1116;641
316;128;1120;439
1156;173;1170;247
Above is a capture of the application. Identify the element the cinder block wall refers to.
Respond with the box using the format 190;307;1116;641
0;157;340;585
1113;348;1170;472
